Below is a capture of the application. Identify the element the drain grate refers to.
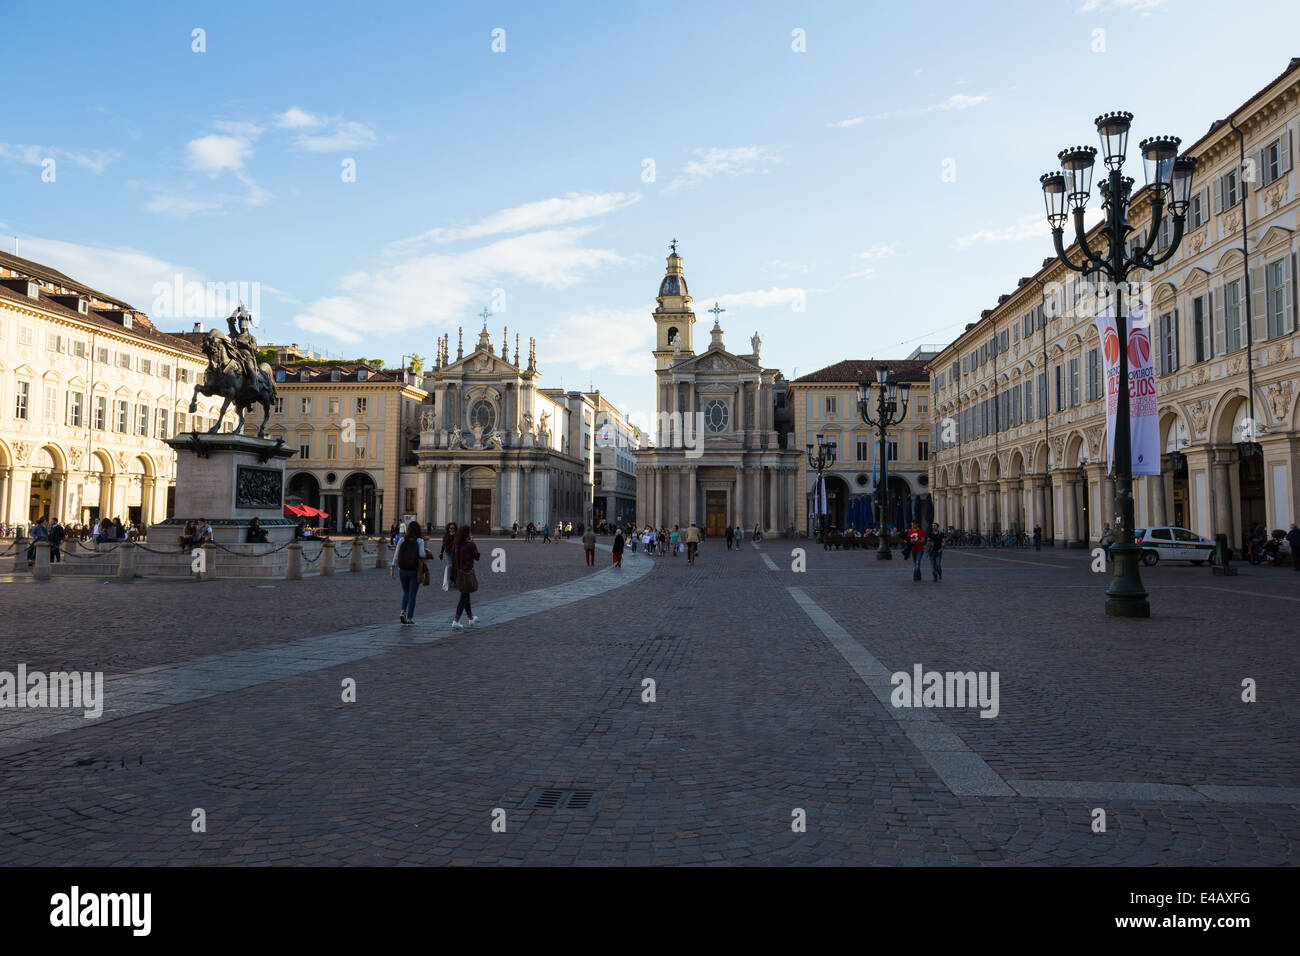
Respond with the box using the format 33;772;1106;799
521;787;599;811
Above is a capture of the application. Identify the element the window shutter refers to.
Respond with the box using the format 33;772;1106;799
1172;307;1179;372
1252;148;1265;188
1290;253;1297;334
1212;283;1226;356
1214;176;1224;214
1250;265;1267;343
1281;128;1293;175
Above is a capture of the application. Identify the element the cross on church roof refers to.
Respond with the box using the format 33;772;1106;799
708;302;725;322
670;238;677;255
479;306;492;324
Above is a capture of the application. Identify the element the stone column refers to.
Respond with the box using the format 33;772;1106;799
768;467;777;532
688;466;697;525
1034;477;1048;537
734;464;745;530
1064;478;1080;546
1212;450;1233;543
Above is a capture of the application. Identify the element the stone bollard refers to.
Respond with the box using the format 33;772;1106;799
197;542;216;581
33;540;51;580
321;540;335;576
285;542;303;580
11;539;26;574
117;541;135;581
375;537;386;569
349;536;363;573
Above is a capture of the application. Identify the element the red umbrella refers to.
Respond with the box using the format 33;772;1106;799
283;504;306;518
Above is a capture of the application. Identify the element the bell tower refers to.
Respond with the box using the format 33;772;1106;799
652;239;695;370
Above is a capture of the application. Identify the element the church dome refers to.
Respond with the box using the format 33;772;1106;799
658;273;688;297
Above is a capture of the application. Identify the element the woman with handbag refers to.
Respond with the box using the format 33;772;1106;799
450;525;481;630
438;522;458;593
390;521;428;626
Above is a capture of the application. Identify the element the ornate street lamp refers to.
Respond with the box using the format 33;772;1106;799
858;365;910;560
806;432;836;540
1041;110;1195;617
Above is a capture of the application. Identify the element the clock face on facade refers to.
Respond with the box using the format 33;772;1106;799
469;399;496;431
704;399;729;433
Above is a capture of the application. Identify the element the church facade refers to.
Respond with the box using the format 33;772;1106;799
412;325;591;534
634;247;800;535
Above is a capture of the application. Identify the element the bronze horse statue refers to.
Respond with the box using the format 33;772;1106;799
188;329;277;437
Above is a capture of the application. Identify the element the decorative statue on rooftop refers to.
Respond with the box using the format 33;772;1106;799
189;305;277;438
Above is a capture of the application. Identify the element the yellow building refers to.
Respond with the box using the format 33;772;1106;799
929;58;1300;549
789;354;934;534
0;251;237;529
249;349;429;534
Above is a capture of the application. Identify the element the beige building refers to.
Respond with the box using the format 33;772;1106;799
929;58;1300;549
634;246;800;535
0;251;237;529
789;354;934;535
247;348;429;533
414;324;593;533
591;392;638;527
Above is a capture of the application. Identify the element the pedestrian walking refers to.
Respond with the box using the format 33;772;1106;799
438;522;458;591
582;527;596;566
543;523;551;543
450;525;480;629
1287;523;1300;571
670;526;680;556
725;525;734;550
612;528;625;567
1033;525;1042;552
906;520;926;581
927;522;945;582
391;521;428;626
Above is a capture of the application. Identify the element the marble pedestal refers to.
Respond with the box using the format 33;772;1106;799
157;432;298;545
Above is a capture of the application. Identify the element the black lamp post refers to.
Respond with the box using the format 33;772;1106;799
858;365;910;560
806;432;836;540
1041;110;1196;617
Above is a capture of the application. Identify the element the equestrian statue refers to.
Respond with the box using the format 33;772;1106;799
189;305;278;438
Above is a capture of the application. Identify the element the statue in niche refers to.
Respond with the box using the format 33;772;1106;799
522;411;535;434
471;423;484;447
449;425;465;448
486;428;505;450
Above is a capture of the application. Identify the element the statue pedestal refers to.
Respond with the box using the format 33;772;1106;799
158;432;298;545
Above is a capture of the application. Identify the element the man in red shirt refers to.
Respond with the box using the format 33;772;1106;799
907;520;927;582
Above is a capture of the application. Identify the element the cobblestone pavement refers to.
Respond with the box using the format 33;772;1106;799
0;537;1294;865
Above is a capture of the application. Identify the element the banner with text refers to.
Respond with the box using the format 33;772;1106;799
1094;305;1161;476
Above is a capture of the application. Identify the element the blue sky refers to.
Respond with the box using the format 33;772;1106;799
3;0;1298;419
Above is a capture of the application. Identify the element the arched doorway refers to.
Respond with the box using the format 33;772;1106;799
288;472;321;511
84;451;113;523
884;475;911;533
823;475;849;533
125;456;147;526
341;472;376;533
28;447;58;522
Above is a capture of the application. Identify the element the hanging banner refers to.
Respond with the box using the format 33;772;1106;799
817;477;827;516
1095;304;1161;476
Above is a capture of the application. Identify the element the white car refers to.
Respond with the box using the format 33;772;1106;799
1133;526;1216;565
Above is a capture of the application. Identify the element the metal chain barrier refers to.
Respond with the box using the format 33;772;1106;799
302;547;323;566
333;545;352;558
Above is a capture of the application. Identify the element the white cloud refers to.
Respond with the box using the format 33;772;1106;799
398;192;642;245
923;93;988;112
293;227;625;343
847;267;875;281
955;209;1103;249
767;259;810;277
539;308;654;376
8;233;203;315
858;245;896;261
0;143;122;173
827;117;865;128
275;107;322;130
187;134;253;174
712;287;808;309
292;120;377;153
666;146;781;191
